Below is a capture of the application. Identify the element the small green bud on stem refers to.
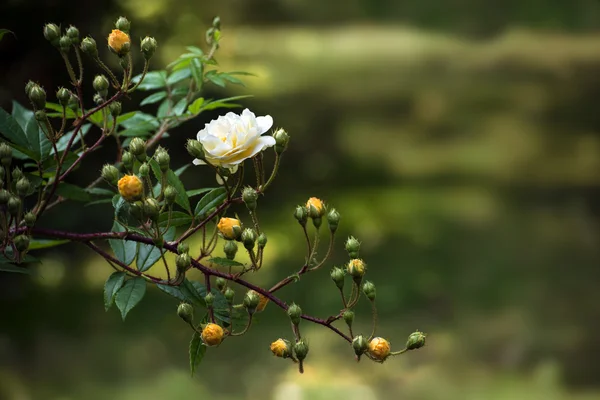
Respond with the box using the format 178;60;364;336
241;228;257;251
242;187;258;211
406;331;427;350
273;128;290;154
80;37;98;57
352;335;368;357
101;164;119;185
243;290;260;314
177;303;194;324
164;185;177;205
294;205;308;227
362;281;376;301
345;236;360;259
287;303;302;326
330;266;345;289
140;36;157;60
224;240;238;260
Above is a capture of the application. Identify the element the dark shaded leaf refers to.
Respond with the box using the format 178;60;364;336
194;187;226;218
115;277;146;320
207;257;244;268
104;271;126;311
189;331;206;377
140;91;167;106
56;182;91;201
109;221;137;265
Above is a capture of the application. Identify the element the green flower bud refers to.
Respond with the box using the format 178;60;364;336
34;110;47;122
59;35;71;52
287;303;302;326
67;93;80;111
293;340;309;361
352;335;368;357
212;16;221;29
16;177;30;196
330;266;345;290
28;84;46;110
164;185;177;205
243;290;260;314
177;242;189;254
155;148;170;172
312;216;322;229
294;205;308;227
115;16;131;32
176;253;191;272
14;235;30;252
129;137;146;161
23;211;36;228
109;101;122;117
93;93;104;105
0;143;12;167
327;208;340;233
138;162;150;178
186;139;205;160
406;331;427;350
0;189;10;205
224;240;238;260
25;81;36;97
43;23;61;46
273;128;289;154
204;292;214;307
177;303;194;324
129;201;144;220
66;25;79;44
215;277;226;291
56;87;71;106
140;36;157;60
143;198;160;221
257;233;267;249
80;36;98;57
224;287;235;304
101;164;119;185
8;196;21;216
343;310;354;327
121;151;134;171
11;167;22;181
242;187;258;211
362;281;376;301
93;75;109;97
241;228;256;251
345;236;360;259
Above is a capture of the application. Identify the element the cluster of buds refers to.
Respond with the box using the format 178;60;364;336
0;144;36;257
43;23;79;51
101;141;179;232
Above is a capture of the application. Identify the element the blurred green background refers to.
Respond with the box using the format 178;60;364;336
1;0;600;399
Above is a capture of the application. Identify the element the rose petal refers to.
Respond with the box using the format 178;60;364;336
256;115;273;134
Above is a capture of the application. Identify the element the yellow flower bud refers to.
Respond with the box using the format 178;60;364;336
256;293;269;313
107;29;130;56
347;258;366;279
117;175;143;202
270;338;291;358
201;323;224;347
368;337;391;362
306;197;325;218
217;217;242;240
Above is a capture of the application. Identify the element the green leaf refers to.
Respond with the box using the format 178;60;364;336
25;116;51;161
167;69;192;85
104;271;126;311
140;91;167;106
179;278;206;307
115;277;146;320
187;97;205;115
56;124;92;152
136;227;176;272
190;58;203;88
186;188;215;198
28;239;69;250
201;95;254;112
189;331;206;377
207;257;244;268
109;221;137;265
174;164;190;177
150;160;190;212
206;73;226;87
157;99;173;119
158;211;193;228
186;46;204;55
219;73;245;86
0;264;31;274
86;187;114;196
172;98;188;116
56;182;91;202
194;187;227;218
132;70;167;91
45;102;78;120
119;128;153;137
157;284;186;301
0;107;29;148
0;29;14;42
120;112;159;130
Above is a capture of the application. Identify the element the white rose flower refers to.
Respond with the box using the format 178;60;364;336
192;108;275;169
